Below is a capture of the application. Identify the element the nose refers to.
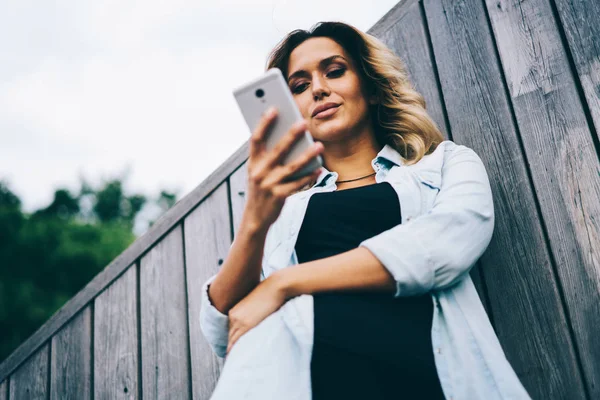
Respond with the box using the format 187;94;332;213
312;73;330;101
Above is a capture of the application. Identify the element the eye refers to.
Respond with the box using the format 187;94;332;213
291;68;346;94
327;68;345;78
291;82;308;94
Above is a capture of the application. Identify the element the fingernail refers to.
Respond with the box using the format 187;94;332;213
266;106;276;117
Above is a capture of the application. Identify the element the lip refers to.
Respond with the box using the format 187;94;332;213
311;102;340;118
313;105;340;119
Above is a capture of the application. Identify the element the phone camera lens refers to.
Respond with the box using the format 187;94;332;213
255;89;264;98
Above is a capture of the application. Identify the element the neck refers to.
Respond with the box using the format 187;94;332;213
320;132;381;185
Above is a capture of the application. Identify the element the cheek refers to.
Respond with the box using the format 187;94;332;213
295;97;312;119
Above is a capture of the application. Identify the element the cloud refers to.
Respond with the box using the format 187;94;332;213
0;0;401;215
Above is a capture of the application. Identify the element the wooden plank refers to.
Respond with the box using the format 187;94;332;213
0;140;250;383
50;307;91;399
375;0;450;138
368;0;420;38
0;379;7;400
184;182;230;399
228;161;249;236
94;265;138;400
422;0;586;398
9;344;48;400
140;225;190;399
485;0;600;396
554;0;600;142
373;0;494;315
469;262;493;321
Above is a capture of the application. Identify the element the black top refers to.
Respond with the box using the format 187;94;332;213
294;182;445;399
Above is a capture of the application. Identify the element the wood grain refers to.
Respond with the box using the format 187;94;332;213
228;161;249;236
0;140;250;383
50;307;91;399
0;379;7;400
423;0;586;398
140;226;191;399
94;265;138;400
554;0;600;143
485;0;600;396
375;0;450;138
371;0;493;316
184;182;230;399
8;344;48;400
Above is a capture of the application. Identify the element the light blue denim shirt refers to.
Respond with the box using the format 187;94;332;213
200;140;531;399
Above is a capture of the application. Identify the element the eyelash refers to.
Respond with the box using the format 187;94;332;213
291;68;346;94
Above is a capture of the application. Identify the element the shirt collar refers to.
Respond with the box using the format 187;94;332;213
312;144;405;188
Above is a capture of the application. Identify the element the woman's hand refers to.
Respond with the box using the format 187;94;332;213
242;106;324;234
226;274;289;355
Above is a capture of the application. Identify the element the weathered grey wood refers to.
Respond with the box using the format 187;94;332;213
50;307;91;399
140;225;190;399
485;0;600;396
94;265;138;400
9;345;48;400
184;182;230;399
423;0;586;398
367;0;420;38
375;0;450;138
0;140;250;383
228;161;249;236
554;0;600;143
0;379;7;400
372;0;494;316
469;262;493;320
4;1;600;397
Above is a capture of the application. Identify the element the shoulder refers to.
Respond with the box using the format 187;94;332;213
393;141;483;188
413;140;483;169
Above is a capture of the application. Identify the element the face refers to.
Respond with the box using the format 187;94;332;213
286;37;376;143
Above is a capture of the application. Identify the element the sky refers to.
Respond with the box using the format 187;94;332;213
0;0;401;234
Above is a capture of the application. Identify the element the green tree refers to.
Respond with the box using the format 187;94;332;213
0;177;177;363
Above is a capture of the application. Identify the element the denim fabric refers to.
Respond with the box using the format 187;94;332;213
200;140;531;399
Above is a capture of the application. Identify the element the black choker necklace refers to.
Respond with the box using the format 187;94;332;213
337;171;377;183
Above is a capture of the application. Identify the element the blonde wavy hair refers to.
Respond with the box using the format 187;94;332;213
266;21;444;165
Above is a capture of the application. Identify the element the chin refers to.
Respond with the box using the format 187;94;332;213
311;122;352;141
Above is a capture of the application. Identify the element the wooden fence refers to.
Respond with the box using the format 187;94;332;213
1;0;599;398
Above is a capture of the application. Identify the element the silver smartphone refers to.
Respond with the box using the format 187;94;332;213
233;67;323;182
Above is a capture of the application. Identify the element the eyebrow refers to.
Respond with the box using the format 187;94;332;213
287;55;347;82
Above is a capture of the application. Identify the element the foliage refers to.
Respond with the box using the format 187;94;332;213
0;178;178;364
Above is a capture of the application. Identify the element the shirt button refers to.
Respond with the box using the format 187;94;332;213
436;348;442;354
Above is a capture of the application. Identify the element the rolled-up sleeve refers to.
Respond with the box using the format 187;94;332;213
359;145;494;297
199;224;277;358
199;273;230;358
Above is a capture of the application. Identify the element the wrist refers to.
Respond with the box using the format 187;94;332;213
270;269;297;300
239;218;269;240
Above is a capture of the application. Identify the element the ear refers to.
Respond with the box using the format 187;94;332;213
368;93;379;105
367;85;379;105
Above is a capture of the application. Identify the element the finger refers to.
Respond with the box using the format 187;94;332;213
263;141;323;187
227;328;244;355
249;107;278;160
246;120;308;184
275;168;322;197
265;119;308;167
226;330;235;355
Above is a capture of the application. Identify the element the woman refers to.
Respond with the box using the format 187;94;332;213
200;21;531;399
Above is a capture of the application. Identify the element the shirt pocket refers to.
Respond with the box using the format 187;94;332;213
415;169;442;215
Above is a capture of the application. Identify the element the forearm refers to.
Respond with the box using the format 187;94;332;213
275;246;396;299
208;218;269;314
